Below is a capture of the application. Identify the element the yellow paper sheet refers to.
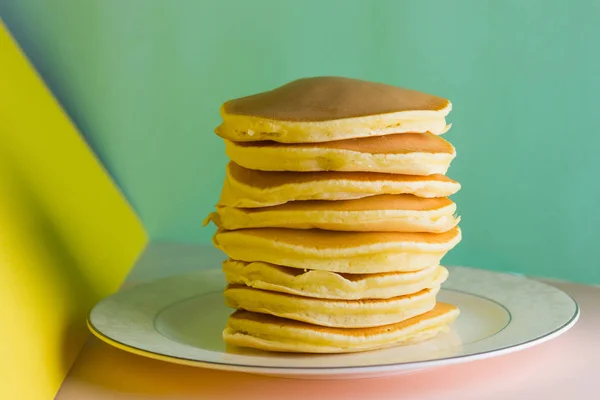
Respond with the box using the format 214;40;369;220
0;21;148;399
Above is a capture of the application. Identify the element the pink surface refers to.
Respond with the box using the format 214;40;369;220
57;278;598;400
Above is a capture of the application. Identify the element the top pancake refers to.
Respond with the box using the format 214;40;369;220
216;77;451;143
223;77;450;121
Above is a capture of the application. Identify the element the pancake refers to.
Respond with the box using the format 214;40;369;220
224;284;439;328
216;77;451;143
213;227;462;273
223;260;448;300
206;194;459;232
224;133;455;175
223;302;460;353
220;162;461;208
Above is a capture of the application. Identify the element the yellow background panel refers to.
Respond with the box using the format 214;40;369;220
0;21;147;399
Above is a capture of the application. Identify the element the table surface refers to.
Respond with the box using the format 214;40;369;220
57;244;599;400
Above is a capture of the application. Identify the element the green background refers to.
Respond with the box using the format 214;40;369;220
2;1;599;283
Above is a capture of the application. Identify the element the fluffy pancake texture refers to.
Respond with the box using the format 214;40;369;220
216;77;451;143
213;227;462;273
223;302;460;353
225;132;455;174
210;77;461;354
223;260;448;300
224;284;439;328
220;162;461;208
207;194;459;232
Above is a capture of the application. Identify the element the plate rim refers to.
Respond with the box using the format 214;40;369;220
88;299;579;375
88;266;580;375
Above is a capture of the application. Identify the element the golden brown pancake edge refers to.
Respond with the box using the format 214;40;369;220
234;132;454;155
228;302;457;336
223;77;450;122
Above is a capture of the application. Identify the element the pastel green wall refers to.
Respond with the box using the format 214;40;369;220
2;1;599;283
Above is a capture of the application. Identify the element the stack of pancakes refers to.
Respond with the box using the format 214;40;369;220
206;77;461;353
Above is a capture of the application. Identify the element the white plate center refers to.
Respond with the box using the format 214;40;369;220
156;291;229;352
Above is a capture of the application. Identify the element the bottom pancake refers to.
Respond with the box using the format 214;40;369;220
224;284;439;328
223;260;448;299
223;302;459;353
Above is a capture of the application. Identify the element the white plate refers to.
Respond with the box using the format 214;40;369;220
88;266;578;379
